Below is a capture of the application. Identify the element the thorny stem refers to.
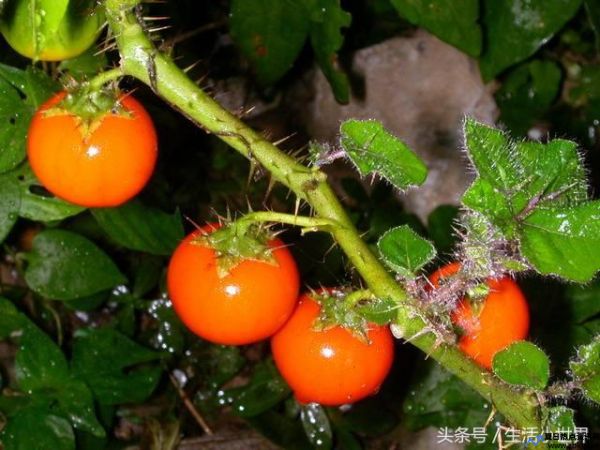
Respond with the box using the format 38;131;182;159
104;0;546;438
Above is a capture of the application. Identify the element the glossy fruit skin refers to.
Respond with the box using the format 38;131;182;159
0;0;104;61
167;224;300;346
430;263;530;369
27;92;158;208
271;293;394;406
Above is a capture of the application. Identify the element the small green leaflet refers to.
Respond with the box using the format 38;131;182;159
570;335;600;404
492;341;550;390
340;120;428;190
542;406;576;432
377;225;436;278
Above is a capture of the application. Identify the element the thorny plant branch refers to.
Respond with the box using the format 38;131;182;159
104;0;546;437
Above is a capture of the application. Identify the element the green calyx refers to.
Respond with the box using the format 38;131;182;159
312;289;383;344
194;222;278;277
45;78;128;136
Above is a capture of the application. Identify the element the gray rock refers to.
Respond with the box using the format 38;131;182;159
298;30;498;220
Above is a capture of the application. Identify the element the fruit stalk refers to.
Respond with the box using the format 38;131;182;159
104;0;545;434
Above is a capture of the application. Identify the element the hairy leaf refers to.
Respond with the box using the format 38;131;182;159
520;201;600;282
492;341;550;390
340;120;427;190
570;335;600;404
377;225;436;278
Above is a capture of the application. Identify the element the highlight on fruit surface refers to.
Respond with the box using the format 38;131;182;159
271;291;394;406
27;91;158;208
167;222;301;346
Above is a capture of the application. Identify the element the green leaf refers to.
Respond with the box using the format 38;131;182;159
1;164;84;222
0;173;20;243
71;328;162;405
585;0;600;50
92;200;184;256
390;0;481;56
0;300;103;437
492;341;550;390
570;335;600;404
377;225;435;278
479;0;582;80
55;378;105;437
0;297;25;339
339;120;428;190
146;298;186;355
520;201;600;282
24;229;126;300
565;282;600;323
306;0;351;103
568;64;600;106
300;403;332;450
228;360;290;417
15;326;69;392
403;359;492;430
57;47;108;78
0;64;57;173
542;406;576;431
496;60;562;136
201;345;246;388
247;410;313;450
132;255;163;298
230;0;310;85
341;398;398;437
1;407;75;450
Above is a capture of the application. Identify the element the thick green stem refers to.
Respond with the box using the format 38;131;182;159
104;0;545;435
